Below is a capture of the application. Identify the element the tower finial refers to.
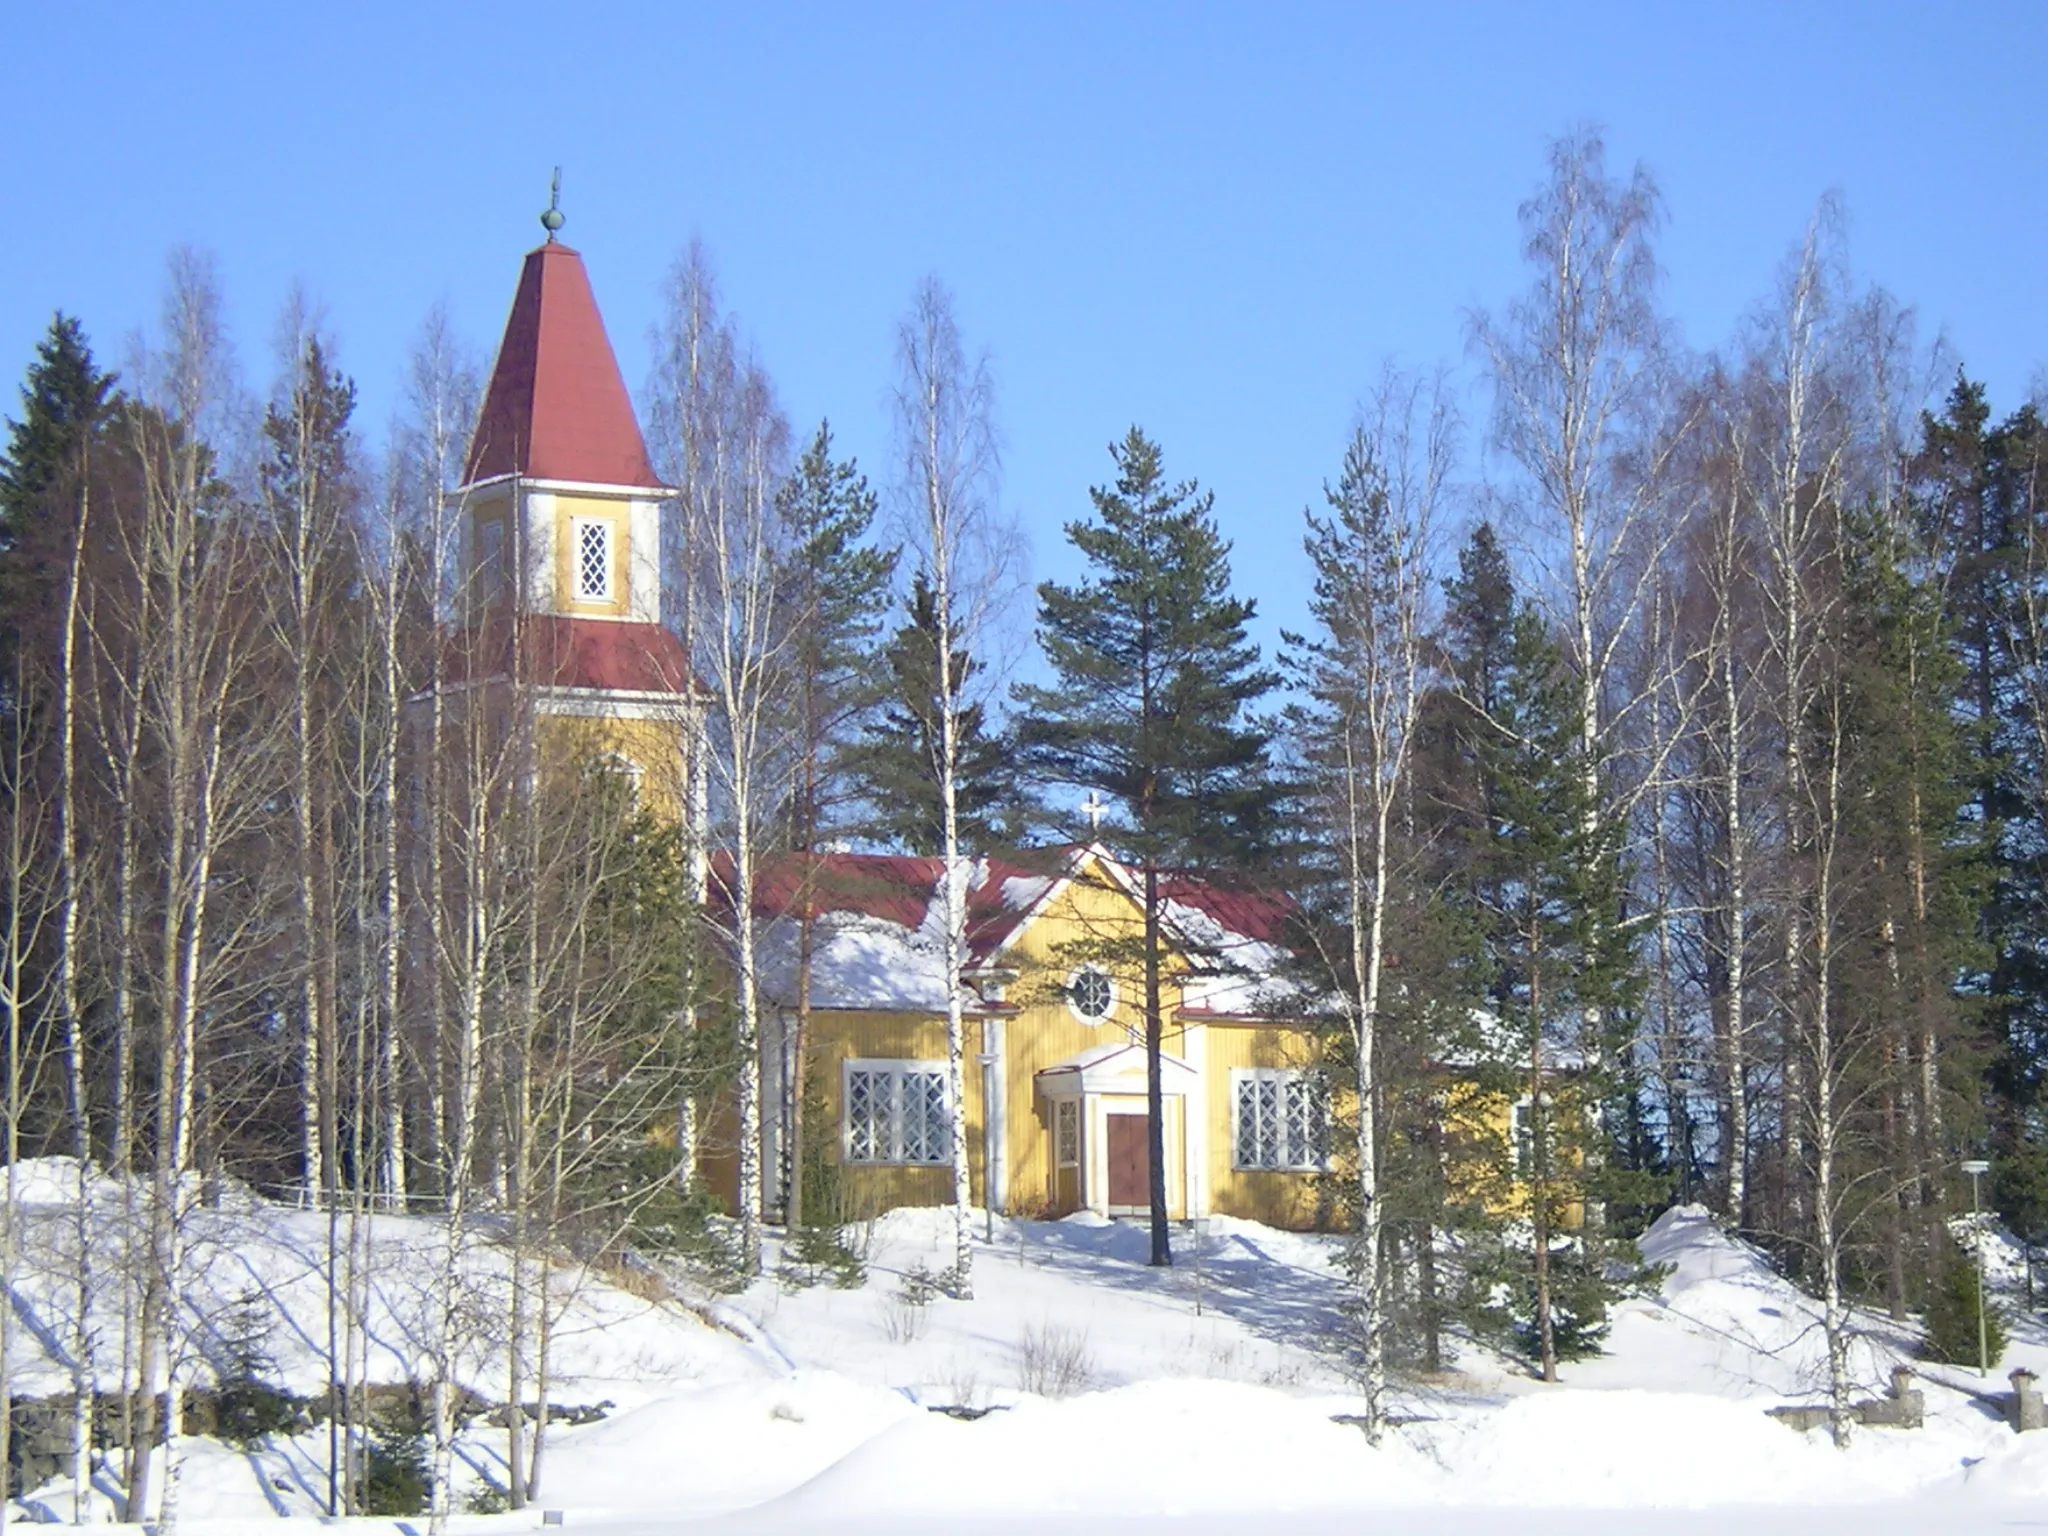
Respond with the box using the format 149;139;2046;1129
541;167;565;241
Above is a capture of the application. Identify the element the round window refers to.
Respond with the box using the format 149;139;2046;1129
1069;967;1114;1023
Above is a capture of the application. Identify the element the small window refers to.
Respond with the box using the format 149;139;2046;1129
573;518;613;602
594;752;643;806
477;518;507;605
1054;1098;1080;1168
1512;1096;1549;1178
1067;966;1114;1024
845;1061;951;1165
1233;1069;1330;1171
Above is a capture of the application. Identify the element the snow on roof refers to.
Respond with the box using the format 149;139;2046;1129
1431;1006;1590;1073
1037;1042;1197;1078
719;848;1295;1015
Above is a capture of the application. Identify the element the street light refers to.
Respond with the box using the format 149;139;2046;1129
1963;1157;1992;1376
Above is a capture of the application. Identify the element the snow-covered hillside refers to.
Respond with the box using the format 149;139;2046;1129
11;1169;2048;1530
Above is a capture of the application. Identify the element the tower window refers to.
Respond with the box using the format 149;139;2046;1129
574;518;613;602
477;518;507;605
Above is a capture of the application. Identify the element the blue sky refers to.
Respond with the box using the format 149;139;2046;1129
3;1;2044;662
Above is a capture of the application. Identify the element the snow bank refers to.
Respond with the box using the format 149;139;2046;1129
535;1372;918;1519
1421;1388;1952;1507
1;1159;754;1401
2;1155;138;1209
767;1379;1437;1518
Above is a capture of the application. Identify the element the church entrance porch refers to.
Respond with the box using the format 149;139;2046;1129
1035;1043;1198;1221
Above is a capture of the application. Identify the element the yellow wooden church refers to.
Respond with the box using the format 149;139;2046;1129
718;845;1336;1232
454;218;1338;1233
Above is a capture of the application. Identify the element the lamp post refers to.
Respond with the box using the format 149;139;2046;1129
1963;1157;1992;1376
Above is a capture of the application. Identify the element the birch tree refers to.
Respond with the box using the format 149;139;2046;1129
893;278;1007;1294
120;250;283;1527
651;248;792;1277
388;307;483;1536
1286;371;1450;1437
1474;128;1691;1118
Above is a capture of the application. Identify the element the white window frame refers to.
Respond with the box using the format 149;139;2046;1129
1065;965;1116;1025
1231;1067;1330;1172
571;515;614;603
1054;1097;1081;1168
1511;1094;1553;1179
842;1058;952;1166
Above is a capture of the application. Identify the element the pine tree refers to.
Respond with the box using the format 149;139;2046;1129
1014;427;1281;1266
856;573;1012;855
773;420;896;1226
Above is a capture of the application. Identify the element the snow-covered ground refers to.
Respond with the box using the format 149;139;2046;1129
10;1160;2048;1531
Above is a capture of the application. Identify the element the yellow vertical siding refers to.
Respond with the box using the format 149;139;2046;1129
991;866;1189;1219
809;1009;985;1215
1202;1022;1331;1230
537;714;689;819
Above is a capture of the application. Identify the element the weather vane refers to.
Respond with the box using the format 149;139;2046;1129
541;167;565;242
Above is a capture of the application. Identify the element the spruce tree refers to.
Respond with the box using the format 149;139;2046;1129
856;573;1012;855
1425;524;1648;1378
1013;427;1281;1265
1914;380;2048;1227
0;314;117;701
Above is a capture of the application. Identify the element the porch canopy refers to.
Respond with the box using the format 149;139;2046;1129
1035;1041;1196;1099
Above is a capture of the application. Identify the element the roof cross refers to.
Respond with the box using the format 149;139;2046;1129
1080;790;1109;833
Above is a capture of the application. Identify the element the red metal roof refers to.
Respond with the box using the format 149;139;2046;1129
1157;875;1294;946
714;848;1294;960
442;614;694;695
714;851;1064;961
465;242;665;491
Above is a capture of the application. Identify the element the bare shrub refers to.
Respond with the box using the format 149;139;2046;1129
1015;1324;1095;1398
878;1292;927;1345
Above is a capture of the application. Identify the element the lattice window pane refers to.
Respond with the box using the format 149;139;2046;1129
848;1071;877;1162
576;520;611;600
901;1072;925;1162
919;1072;949;1162
847;1064;950;1165
1255;1080;1280;1168
1235;1081;1258;1167
1055;1099;1079;1166
1284;1079;1309;1164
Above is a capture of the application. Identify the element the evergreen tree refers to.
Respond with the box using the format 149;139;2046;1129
773;421;896;1226
777;421;898;854
1423;524;1652;1378
1013;427;1281;1266
0;314;117;702
1913;379;2048;1207
856;573;1012;855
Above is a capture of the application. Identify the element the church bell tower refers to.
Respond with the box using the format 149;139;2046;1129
454;187;700;839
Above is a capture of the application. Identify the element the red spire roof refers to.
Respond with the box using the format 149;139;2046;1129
464;242;664;490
